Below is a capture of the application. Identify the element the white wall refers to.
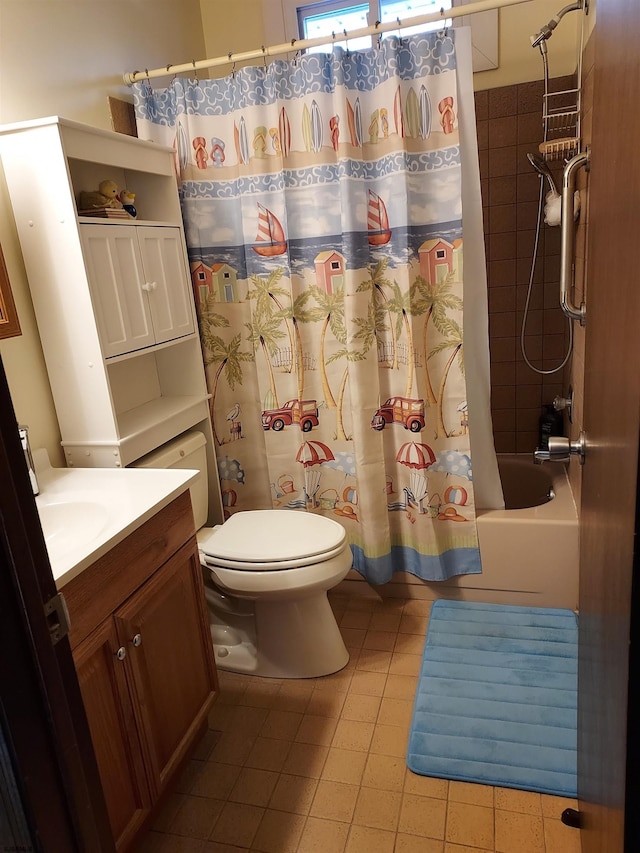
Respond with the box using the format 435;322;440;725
0;0;206;464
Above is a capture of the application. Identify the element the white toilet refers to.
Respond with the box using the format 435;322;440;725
133;430;352;678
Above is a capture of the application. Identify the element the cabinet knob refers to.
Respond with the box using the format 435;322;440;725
132;633;142;648
141;281;157;292
115;647;127;661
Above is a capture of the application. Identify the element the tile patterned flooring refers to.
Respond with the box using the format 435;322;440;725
138;594;581;853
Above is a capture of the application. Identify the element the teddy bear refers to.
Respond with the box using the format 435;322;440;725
78;180;123;210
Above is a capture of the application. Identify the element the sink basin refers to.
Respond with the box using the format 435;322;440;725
38;500;109;562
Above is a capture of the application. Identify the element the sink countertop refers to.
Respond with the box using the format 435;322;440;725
33;449;198;589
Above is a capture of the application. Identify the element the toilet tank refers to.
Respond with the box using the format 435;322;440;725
132;430;209;529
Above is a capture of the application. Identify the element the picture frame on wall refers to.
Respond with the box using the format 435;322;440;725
0;244;21;339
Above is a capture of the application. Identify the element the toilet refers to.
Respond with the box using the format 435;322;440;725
133;430;352;678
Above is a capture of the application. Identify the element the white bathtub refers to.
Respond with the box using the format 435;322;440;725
338;455;579;610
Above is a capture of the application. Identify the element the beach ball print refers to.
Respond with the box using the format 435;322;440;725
444;485;468;506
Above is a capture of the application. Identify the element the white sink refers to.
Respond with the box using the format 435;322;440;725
32;448;198;588
37;500;109;563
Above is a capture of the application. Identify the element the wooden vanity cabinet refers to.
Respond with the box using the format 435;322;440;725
64;492;217;851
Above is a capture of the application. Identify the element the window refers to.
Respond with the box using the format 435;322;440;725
331;260;341;270
223;271;231;279
436;249;446;259
198;271;206;281
287;0;497;71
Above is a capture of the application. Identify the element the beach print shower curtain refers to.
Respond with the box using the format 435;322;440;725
134;29;484;583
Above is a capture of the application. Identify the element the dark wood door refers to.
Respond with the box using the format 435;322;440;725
114;542;217;795
0;355;113;851
578;0;640;850
74;618;151;849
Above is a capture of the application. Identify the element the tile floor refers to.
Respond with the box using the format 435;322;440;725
138;594;581;853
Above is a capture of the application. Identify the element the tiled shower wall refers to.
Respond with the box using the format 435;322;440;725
475;77;576;454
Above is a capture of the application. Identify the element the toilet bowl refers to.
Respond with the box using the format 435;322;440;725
133;431;352;678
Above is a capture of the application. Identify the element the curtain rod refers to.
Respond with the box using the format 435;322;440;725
123;0;532;85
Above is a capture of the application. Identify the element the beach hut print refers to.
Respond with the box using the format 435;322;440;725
211;264;238;302
253;204;287;258
314;251;345;294
367;191;392;247
191;260;212;309
418;238;454;285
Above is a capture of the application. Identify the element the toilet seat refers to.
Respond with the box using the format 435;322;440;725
198;509;348;572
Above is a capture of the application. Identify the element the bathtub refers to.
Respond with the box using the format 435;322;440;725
338;455;579;610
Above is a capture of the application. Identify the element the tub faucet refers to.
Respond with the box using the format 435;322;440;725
533;432;586;465
19;425;40;495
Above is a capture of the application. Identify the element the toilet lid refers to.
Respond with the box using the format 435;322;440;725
199;509;348;571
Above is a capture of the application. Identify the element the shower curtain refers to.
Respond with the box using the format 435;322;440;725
134;27;502;584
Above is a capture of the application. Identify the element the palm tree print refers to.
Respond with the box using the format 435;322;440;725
245;312;287;410
247;269;295;374
306;285;346;409
429;318;464;438
199;294;253;446
274;289;314;401
411;272;463;406
356;258;396;368
385;280;418;398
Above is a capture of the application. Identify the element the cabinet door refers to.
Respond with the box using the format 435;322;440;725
81;224;156;358
137;227;195;346
114;541;217;796
74;618;151;850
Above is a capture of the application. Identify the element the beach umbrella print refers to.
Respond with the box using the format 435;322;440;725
396;442;436;513
296;441;335;507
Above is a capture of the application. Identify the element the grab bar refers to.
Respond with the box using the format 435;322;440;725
560;149;589;325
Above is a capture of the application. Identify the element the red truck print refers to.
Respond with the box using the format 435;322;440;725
371;397;426;432
262;399;319;432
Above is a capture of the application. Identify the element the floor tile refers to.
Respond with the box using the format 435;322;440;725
208;801;264;848
495;808;545;852
540;793;578;818
140;833;206;852
363;630;397;651
449;780;494;808
268;773;318;814
340;693;381;723
332;719;375;752
369;723;408;758
394;633;426;654
244;736;291;772
281;742;329;778
388;652;422;676
272;683;314;713
305;688;346;717
209;731;256;766
544;817;582;853
403;770;448;799
310;779;360;823
445;800;495;850
352;787;402;831
361;753;406;792
189;762;241;800
356;649;393;674
228;767;279;807
295;713;338;746
349;670;387;697
383;673;417;700
494;785;541;814
168;795;224;839
398;793;446;839
377;697;413;728
345;824;396;853
321;747;368;785
259;709;303;741
297;816;349;852
397;833;444;852
252;809;306;853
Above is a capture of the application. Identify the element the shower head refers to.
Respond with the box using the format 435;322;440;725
530;1;584;48
527;152;559;196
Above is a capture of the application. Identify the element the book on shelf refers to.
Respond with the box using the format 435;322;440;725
78;207;133;219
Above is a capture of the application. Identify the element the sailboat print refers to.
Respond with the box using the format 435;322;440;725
252;204;287;257
367;190;392;246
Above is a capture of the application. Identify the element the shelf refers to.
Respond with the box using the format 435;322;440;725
62;395;210;469
78;217;181;228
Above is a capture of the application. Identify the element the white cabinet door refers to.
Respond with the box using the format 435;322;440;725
137;227;195;346
81;224;155;358
81;224;195;358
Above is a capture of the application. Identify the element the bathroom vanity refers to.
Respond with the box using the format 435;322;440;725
35;457;218;852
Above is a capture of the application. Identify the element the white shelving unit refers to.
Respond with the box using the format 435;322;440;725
0;116;223;523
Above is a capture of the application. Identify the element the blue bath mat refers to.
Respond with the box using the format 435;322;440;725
407;600;577;796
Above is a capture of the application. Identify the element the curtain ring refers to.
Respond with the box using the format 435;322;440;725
166;63;177;83
228;51;236;78
343;28;349;54
192;59;199;81
374;19;382;49
261;45;267;67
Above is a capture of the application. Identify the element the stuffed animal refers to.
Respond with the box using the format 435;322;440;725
118;189;137;218
78;180;123;210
